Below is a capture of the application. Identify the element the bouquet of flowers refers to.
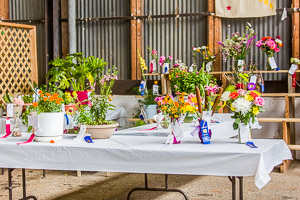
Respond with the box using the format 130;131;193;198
218;23;256;71
256;36;283;71
221;83;264;143
288;57;300;75
155;93;197;144
192;46;216;72
159;55;173;73
148;47;158;73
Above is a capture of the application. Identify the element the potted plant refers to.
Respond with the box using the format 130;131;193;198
47;53;107;104
75;67;119;139
28;91;65;142
3;93;25;116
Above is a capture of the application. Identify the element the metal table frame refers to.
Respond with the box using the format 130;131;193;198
3;170;244;200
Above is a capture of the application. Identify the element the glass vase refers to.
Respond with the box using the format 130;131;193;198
238;123;251;144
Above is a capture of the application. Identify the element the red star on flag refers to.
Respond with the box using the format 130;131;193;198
226;5;231;10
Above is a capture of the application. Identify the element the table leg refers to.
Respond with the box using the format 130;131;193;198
43;169;46;178
127;174;189;200
228;176;236;200
238;177;243;200
1;168;4;175
8;168;13;200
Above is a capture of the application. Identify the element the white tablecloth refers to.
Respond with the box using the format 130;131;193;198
0;126;291;189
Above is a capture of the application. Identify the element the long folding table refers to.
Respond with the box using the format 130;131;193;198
0;121;292;200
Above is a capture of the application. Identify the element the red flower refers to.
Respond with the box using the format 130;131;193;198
236;83;244;89
250;91;258;99
276;36;281;39
262;36;271;41
229;92;239;99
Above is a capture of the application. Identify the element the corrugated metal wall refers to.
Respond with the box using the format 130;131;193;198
143;0;208;80
222;0;292;81
76;0;131;80
9;0;46;84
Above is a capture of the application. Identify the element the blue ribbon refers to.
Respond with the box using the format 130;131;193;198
64;114;69;125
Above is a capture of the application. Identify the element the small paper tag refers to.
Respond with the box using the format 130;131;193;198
250;75;257;84
73;125;87;142
6;104;14;118
171;121;183;141
246;141;258;148
289;64;298;75
165;134;174;145
206;62;212;72
153;85;159;95
189;66;194;72
237;59;245;67
268;57;278;69
163;63;169;73
202;111;212;130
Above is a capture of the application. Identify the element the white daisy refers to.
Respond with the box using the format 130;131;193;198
232;98;251;115
221;91;231;101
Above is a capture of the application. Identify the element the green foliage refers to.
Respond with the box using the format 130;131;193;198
142;89;158;106
3;94;13;103
170;67;216;96
47;53;107;91
22;95;33;104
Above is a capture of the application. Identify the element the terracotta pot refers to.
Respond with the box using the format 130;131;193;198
65;104;78;112
86;123;119;139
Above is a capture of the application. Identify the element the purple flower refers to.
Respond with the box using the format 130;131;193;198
217;41;224;46
247;82;256;91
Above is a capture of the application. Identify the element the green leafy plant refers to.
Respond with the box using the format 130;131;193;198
47;53;107;91
31;90;64;113
75;67;118;125
22;95;34;104
170;66;216;97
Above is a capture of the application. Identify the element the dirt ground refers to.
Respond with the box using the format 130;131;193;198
0;161;299;200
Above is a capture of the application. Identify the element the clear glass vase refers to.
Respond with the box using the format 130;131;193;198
238;123;251;144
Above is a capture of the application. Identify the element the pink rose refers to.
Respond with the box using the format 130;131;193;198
254;97;265;106
267;40;275;48
274;47;280;53
237;89;246;96
13;98;24;107
159;56;165;66
256;41;262;47
169;56;173;60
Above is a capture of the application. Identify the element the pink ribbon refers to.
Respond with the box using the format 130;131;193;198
149;62;153;73
17;134;35;145
139;127;157;131
0;132;12;139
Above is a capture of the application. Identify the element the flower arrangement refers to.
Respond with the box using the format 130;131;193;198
221;87;264;130
192;46;216;71
147;47;158;73
291;57;300;65
155;93;196;121
31;91;64;113
218;23;256;71
256;36;283;71
159;55;173;66
75;67;118;125
170;66;216;96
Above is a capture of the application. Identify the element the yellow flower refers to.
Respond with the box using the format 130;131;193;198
185;105;195;113
72;91;78;97
253;91;261;96
230;104;236;111
245;94;253;101
252;107;260;115
174;115;178;119
179;95;184;103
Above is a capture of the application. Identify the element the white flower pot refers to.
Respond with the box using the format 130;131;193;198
35;112;64;142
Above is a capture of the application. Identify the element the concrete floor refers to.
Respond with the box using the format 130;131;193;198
0;161;299;200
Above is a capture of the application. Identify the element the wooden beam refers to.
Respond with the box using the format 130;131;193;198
292;0;300;59
288;145;300;150
258;118;300;123
136;0;142;80
0;0;9;20
131;0;137;80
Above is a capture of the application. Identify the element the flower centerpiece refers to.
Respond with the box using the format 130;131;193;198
75;67;119;139
192;46;216;72
218;23;256;72
256;36;283;71
221;85;265;143
170;61;216;97
289;57;300;75
27;90;65;142
159;55;173;73
155;93;197;144
148;47;158;73
3;93;25;116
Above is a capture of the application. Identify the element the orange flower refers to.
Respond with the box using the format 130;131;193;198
38;90;43;94
33;102;38;107
58;98;63;101
45;93;51;97
44;97;48;102
49;97;55;101
55;100;61;105
262;36;271;41
41;94;44;98
229;92;239;99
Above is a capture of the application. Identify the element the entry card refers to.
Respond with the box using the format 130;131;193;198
237;59;245;66
206;62;212;72
289;64;298;75
250;75;257;84
6;103;14;118
268;57;278;69
73;125;87;142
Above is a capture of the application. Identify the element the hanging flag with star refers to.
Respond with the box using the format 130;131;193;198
215;0;276;18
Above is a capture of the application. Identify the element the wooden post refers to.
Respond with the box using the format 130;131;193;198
207;0;222;74
131;0;143;80
0;0;9;20
30;27;39;84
